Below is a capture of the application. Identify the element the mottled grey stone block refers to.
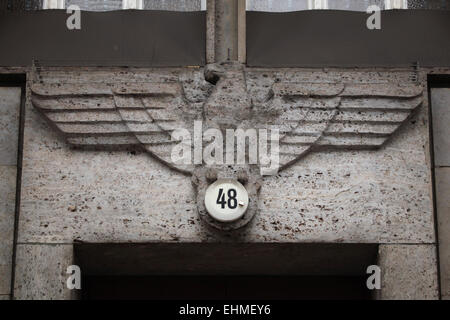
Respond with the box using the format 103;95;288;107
0;86;20;297
436;167;450;298
0;294;10;300
0;166;16;241
0;238;13;294
431;88;450;167
0;163;17;296
14;244;75;300
0;87;20;166
378;244;439;300
0;243;13;295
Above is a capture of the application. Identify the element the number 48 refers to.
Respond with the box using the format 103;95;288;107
216;188;238;209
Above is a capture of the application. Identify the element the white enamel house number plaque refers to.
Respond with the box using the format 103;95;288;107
204;179;249;222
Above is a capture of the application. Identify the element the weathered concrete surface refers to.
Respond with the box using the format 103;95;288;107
17;67;435;244
0;87;20;165
0;87;20;298
0;242;13;296
378;244;439;300
206;0;215;63
431;87;450;299
0;166;16;240
436;167;450;299
431;88;450;167
13;244;75;300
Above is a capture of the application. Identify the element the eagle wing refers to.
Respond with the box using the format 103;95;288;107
31;82;196;173
31;80;424;175
260;82;423;170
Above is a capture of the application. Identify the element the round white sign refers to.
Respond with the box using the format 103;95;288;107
204;179;249;222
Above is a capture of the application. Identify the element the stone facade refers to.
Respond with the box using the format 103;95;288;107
378;244;439;299
1;1;449;300
431;87;450;300
3;66;437;299
0;86;21;300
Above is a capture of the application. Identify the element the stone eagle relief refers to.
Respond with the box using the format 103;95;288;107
30;62;423;230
